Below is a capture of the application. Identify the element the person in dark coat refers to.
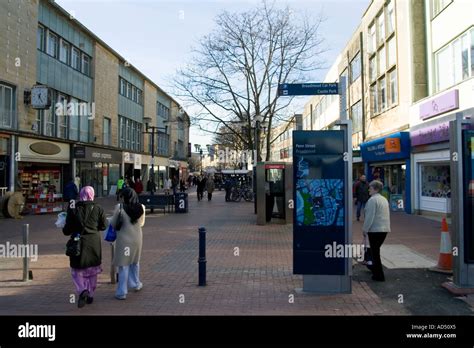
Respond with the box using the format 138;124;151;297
63;179;79;210
63;186;107;308
355;175;370;221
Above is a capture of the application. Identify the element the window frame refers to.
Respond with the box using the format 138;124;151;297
47;31;58;58
59;39;70;64
71;47;81;71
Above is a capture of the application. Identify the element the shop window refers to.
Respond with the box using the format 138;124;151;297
421;165;450;198
0;84;14;129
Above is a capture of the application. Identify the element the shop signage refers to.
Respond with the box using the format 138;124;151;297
134;154;142;170
265;164;285;169
385;138;401;153
19;137;70;163
411;121;450;146
293;130;346;275
420;90;459;120
361;132;410;162
74;146;122;163
278;83;339;96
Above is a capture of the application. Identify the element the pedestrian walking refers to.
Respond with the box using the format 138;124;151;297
362;180;391;282
355;175;369;221
180;179;186;193
196;176;205;201
110;187;145;300
146;178;156;194
62;186;107;308
224;177;232;202
206;176;215;201
134;178;144;195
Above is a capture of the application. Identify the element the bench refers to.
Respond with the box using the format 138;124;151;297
139;194;173;214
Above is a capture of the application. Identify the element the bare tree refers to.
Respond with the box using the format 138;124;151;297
174;1;326;160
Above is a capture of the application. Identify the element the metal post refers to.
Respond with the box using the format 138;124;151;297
150;128;155;195
110;243;116;284
198;227;206;286
22;224;30;282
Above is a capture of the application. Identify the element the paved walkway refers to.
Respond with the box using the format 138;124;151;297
0;189;471;315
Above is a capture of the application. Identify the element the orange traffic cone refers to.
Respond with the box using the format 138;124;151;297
430;217;453;274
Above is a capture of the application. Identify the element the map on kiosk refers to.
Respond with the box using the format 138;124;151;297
296;158;344;227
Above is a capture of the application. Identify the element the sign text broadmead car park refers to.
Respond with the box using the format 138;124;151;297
278;83;339;96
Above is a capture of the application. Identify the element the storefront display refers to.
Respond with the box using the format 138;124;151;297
74;146;122;197
19;165;63;214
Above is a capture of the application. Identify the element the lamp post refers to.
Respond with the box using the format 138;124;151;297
195;144;204;175
143;117;167;195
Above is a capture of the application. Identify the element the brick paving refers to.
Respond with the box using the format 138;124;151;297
0;189;470;315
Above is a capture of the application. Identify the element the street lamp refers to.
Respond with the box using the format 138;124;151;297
143;116;167;195
195;144;206;176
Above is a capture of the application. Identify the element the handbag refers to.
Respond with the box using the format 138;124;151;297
65;204;94;257
115;203;123;231
104;223;117;242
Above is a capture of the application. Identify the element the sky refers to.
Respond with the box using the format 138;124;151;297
56;0;370;150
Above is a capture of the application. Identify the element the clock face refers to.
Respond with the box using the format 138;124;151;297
31;86;50;109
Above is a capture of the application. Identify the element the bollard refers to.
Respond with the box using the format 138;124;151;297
198;227;206;286
22;224;30;282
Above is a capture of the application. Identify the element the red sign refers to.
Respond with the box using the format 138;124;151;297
265;164;285;169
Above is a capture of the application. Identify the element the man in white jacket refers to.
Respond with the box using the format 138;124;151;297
362;180;391;281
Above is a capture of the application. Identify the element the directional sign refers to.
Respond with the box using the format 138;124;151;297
278;83;339;96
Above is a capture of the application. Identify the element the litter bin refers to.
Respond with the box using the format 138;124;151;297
175;192;188;213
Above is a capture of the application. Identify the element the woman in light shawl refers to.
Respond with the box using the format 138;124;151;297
63;186;107;308
110;187;146;300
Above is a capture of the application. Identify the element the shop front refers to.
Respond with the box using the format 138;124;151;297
0;133;12;191
360;132;411;213
123;152;142;182
74;146;122;197
17;137;70;214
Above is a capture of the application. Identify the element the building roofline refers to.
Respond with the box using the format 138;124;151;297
47;0;186;112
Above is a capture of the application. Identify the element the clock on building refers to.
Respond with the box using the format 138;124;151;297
31;85;51;109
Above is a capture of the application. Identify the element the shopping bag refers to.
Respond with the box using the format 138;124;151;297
55;212;67;228
104;223;117;242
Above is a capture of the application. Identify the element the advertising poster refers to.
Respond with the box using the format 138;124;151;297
293;131;346;275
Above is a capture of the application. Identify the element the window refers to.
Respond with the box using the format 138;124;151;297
371;84;378;115
34;110;42;134
71;47;80;70
56;94;68;139
350;52;361;83
368;24;376;54
351;101;362;133
389;69;398;105
387;37;396;68
125;118;130;148
0;84;14;128
119;117;125;148
387;1;395;34
421;165;450;197
126;83;131;99
44;108;55;137
69;97;79;141
432;0;452;18
377;12;385;44
137;89;142;105
379;77;386;111
435;28;474;91
103;117;111;146
369;56;377;82
47;31;58;58
120;78;126;95
79;102;89;142
132;86;137;102
378;46;386;75
59;39;70;64
37;26;45;51
82;54;90;76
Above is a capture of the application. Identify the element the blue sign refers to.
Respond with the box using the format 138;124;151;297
278;83;339;96
293;131;346;275
360;132;411;162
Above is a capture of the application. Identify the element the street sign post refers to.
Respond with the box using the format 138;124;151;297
278;83;339;96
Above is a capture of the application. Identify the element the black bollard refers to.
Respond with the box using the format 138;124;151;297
198;227;206;286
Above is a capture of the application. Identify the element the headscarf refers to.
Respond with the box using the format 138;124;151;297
120;187;144;224
79;186;95;201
